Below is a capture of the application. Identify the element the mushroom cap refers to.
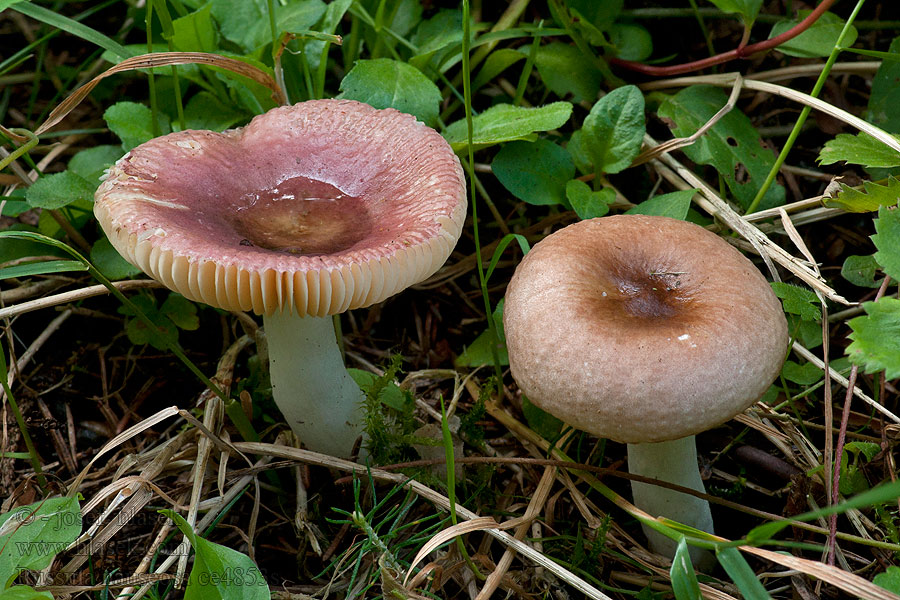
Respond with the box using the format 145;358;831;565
94;99;467;316
503;214;788;444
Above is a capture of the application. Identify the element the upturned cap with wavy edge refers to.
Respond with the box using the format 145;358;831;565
94;99;467;316
503;215;789;444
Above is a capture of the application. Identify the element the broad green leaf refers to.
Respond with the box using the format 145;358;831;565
769;11;856;58
847;298;900;379
771;282;820;321
826;176;900;212
104;102;171;150
161;294;200;331
211;0;326;51
25;171;95;210
119;295;179;350
0;586;54;600
845;441;880;462
160;510;270;600
872;203;900;281
68;145;123;183
874;566;900;594
658;85;785;211
0;260;87;281
409;9;464;72
566;0;622;32
521;396;563;440
707;0;762;26
472;48;525;91
0;497;82;584
625;189;695;220
566;180;614;219
0;199;29;218
781;360;821;385
533;42;602;103
609;23;653;62
579;85;645;174
302;0;353;73
788;314;822;349
339;59;442;126
492;140;574;206
183;92;249;131
866;37;900;133
90;236;142;281
443;102;573;152
169;2;217;52
715;547;772;600
456;302;507;368
818;132;900;168
669;538;701;600
841;254;881;288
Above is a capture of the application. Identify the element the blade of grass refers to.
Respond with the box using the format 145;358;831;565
12;2;130;62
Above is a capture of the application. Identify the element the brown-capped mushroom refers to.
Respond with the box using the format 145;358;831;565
95;99;467;457
503;214;788;562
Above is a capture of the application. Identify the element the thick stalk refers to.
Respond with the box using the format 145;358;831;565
627;436;714;567
264;312;365;458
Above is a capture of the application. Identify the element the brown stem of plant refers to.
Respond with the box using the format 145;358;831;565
828;275;892;565
609;0;839;77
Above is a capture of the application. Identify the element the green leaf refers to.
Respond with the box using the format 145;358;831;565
844;441;881;462
183;92;249;131
409;9;464;72
579;85;646;175
866;37;900;133
0;586;54;600
68;145;123;183
339;59;442;126
456;302;507;368
533;42;602;103
669;538;701;600
211;0;326;51
818;132;900;168
25;171;95;210
0;497;82;584
169;2;218;52
841;254;881;288
160;510;270;600
119;295;179;350
609;23;653;62
769;11;856;58
658;85;785;211
0;259;87;282
104;102;171;150
566;180;614;219
873;203;900;281
161;294;200;331
781;360;821;385
492;140;574;206
472;48;525;91
846;298;900;379
771;282;820;321
566;0;622;32
826;176;900;212
11;3;129;61
443;102;573;152
874;566;900;594
706;0;762;26
788;314;823;349
521;396;563;440
715;547;772;600
90;236;142;281
625;189;695;220
748;480;900;543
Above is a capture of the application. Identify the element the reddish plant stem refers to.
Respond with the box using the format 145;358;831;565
610;0;839;77
828;275;892;565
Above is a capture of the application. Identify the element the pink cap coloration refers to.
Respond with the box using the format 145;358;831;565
95;99;467;316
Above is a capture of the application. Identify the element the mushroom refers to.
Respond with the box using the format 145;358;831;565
502;214;788;562
95;99;467;458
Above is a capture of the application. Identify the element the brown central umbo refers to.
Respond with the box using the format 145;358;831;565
227;175;373;255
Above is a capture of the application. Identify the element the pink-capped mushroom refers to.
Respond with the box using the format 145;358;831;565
95;99;467;457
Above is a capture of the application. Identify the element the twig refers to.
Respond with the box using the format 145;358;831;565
0;279;163;320
609;0;838;76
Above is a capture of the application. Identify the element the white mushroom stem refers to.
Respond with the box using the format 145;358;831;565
264;311;365;458
627;436;714;566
